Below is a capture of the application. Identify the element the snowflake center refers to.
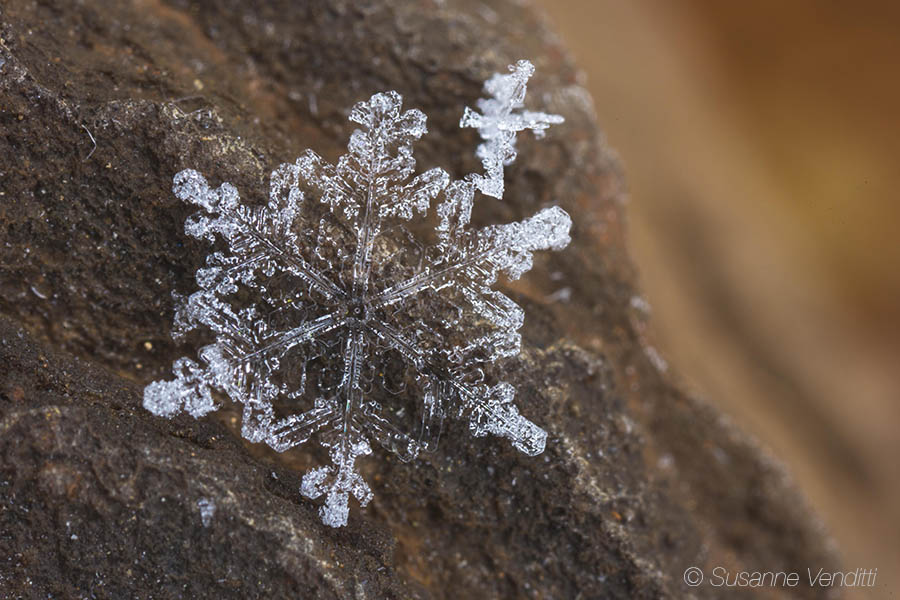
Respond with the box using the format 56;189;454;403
346;299;369;324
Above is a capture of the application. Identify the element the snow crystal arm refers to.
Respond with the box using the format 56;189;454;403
180;293;256;348
299;330;372;528
349;165;449;298
244;400;339;453
452;380;547;456
179;288;341;372
434;179;475;254
374;205;572;308
351;185;378;298
174;169;346;301
505;110;565;138
337;329;365;436
239;311;344;364
342;92;442;298
294;147;379;297
360;314;545;458
300;436;372;529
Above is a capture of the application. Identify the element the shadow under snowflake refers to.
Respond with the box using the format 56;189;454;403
144;60;571;527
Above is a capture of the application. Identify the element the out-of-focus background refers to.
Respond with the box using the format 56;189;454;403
536;0;900;597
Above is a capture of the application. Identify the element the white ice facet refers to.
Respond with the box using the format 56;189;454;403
144;59;571;527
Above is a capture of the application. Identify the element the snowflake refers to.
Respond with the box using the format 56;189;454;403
144;60;571;527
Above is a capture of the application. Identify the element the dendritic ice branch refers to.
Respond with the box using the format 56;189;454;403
144;60;571;527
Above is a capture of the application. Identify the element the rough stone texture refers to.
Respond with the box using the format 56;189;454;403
0;1;839;598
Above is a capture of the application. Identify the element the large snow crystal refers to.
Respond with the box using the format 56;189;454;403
145;60;571;527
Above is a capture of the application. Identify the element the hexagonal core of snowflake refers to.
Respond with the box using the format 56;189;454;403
247;226;452;447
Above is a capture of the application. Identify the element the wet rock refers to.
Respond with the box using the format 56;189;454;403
0;0;838;597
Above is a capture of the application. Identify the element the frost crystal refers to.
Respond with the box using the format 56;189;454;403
197;497;216;527
461;60;565;199
145;60;571;527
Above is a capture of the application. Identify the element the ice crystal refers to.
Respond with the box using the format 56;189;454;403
144;59;571;527
197;498;216;527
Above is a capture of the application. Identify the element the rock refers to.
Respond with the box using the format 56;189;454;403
0;0;838;598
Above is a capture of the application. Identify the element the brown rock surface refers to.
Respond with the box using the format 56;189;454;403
0;0;838;597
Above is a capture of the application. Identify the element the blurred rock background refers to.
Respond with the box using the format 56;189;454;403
536;0;900;597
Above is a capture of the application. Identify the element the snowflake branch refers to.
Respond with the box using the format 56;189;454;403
175;169;346;301
257;403;339;452
373;206;572;309
338;328;366;438
452;380;547;456
238;214;347;301
368;319;538;456
300;329;373;527
350;167;380;298
239;312;345;363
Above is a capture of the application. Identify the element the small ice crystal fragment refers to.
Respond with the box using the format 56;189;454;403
460;60;565;198
197;497;216;527
145;59;570;527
